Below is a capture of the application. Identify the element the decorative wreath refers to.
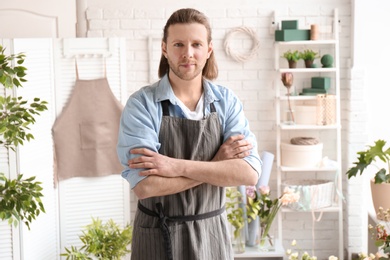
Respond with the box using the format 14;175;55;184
224;26;260;63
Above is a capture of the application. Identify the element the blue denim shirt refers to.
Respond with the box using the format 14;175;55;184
117;74;262;189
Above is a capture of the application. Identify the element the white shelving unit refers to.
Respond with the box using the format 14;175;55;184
274;9;343;259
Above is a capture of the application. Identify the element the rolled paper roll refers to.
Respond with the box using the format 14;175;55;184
257;151;274;188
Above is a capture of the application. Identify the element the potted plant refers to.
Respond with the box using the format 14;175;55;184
299;49;319;68
61;217;133;259
346;140;390;216
282;50;300;68
0;45;48;229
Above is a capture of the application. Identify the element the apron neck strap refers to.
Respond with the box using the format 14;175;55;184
161;99;216;117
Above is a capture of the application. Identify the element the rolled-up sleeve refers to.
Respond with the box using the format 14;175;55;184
218;87;262;177
117;92;161;189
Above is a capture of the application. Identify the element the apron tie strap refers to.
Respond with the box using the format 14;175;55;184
156;202;173;260
138;201;225;260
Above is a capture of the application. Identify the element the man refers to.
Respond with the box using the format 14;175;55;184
117;8;262;260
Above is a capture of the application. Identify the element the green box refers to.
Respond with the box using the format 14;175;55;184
311;77;331;90
275;29;310;41
282;20;299;30
302;88;328;94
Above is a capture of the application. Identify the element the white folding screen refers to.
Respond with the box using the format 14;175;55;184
0;38;130;260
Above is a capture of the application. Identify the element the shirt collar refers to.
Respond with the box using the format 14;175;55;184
154;74;219;105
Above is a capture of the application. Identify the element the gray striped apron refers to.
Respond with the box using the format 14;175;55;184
131;100;233;260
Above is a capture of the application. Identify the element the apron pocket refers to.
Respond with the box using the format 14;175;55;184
79;121;113;149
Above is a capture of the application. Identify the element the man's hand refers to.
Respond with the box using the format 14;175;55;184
212;134;253;161
129;148;180;178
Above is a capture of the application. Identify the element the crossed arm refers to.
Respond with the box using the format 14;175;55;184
132;135;258;199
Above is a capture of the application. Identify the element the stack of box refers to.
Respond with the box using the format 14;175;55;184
275;20;310;41
300;77;331;96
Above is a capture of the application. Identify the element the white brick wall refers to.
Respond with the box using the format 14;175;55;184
85;1;363;259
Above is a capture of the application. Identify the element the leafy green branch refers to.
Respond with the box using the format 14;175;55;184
346;140;390;184
226;187;245;238
0;45;48;229
0;173;45;230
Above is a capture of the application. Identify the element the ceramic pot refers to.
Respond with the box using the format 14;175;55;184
371;180;390;217
304;59;314;68
288;60;297;68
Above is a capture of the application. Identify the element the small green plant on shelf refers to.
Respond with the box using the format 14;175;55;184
300;49;320;68
299;49;319;61
282;50;300;68
60;218;133;260
282;50;300;62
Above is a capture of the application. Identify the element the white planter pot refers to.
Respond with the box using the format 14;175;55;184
370;180;390;216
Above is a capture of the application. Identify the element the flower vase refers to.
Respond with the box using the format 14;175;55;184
246;216;259;247
258;222;275;252
232;227;246;254
258;234;275;252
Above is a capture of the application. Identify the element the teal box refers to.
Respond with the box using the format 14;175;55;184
275;29;310;41
302;88;327;94
282;20;299;30
311;77;331;90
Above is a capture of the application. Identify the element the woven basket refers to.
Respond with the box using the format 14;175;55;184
283;179;334;211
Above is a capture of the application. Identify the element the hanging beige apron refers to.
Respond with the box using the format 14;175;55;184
52;64;123;182
131;100;233;260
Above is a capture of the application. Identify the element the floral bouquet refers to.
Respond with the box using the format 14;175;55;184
246;185;300;247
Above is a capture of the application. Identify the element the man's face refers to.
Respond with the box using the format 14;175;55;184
162;23;212;81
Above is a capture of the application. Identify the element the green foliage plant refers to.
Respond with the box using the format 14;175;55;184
282;50;300;62
0;45;48;229
299;49;320;61
346;140;390;184
61;218;133;260
226;187;245;239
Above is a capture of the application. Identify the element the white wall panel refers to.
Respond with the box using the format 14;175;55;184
15;38;58;260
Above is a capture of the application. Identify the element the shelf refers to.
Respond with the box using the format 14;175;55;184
278;95;338;101
280;160;338;172
279;124;340;130
275;40;337;46
281;205;341;213
273;8;343;259
234;239;284;259
278;68;337;73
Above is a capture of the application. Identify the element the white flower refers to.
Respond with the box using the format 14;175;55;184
291;239;297;246
259;185;270;195
289;252;299;260
286;249;292;255
328;255;338;260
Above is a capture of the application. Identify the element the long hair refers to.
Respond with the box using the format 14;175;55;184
157;8;218;80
